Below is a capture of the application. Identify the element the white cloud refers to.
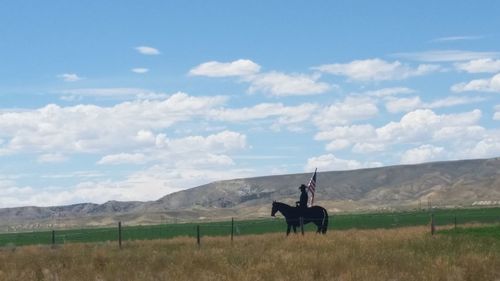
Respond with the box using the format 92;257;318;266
37;153;68;163
313;97;379;128
135;130;155;143
189;59;331;96
314;109;485;155
247;71;331;96
309;105;499;166
128;130;247;176
0;92;227;154
98;153;147;165
384;96;484;113
451;73;500;93
363;87;416;97
135;46;160;55
455;59;500;73
376;109;482;143
0;184;37;208
58;87;169;100
432;35;483;42
155;130;247;153
494;105;500;121
131;68;149;74
393;50;500;62
209;102;318;131
400;145;445;164
454;129;500;159
315;124;376;141
325;139;351;151
315;58;439;81
433;126;486;142
385;97;423;113
189;59;261;77
57;73;83;82
61;88;146;96
1;128;251;207
352;143;385;153
305;154;382;171
176;153;235;168
0;164;256;207
314;124;377;152
82;130;247;202
425;96;485;108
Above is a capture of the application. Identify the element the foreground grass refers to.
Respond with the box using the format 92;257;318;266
1;226;499;281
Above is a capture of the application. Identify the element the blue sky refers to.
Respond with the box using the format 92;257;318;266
1;1;500;207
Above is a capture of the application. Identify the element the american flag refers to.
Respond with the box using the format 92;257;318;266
307;168;317;206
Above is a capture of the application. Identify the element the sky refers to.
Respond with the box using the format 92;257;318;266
1;1;500;208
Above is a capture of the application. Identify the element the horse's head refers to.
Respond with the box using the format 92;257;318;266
271;200;278;217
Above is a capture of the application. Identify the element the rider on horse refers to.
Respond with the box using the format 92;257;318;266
296;184;308;211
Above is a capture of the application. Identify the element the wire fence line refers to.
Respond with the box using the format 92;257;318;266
0;218;283;247
1;208;500;248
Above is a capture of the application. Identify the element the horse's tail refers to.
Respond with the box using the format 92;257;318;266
321;208;328;234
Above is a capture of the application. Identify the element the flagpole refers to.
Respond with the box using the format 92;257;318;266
307;168;317;206
312;168;316;205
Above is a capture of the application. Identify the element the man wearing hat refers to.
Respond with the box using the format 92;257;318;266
296;184;308;211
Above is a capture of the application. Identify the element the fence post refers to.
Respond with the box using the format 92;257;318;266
300;217;304;236
430;213;435;235
197;225;200;248
454;216;457;230
118;221;122;249
52;230;55;246
231;218;234;242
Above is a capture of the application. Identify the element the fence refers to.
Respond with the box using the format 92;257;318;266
0;218;286;248
1;207;500;248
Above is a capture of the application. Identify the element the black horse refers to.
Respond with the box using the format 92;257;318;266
271;201;328;235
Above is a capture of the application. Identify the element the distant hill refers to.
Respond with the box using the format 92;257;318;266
2;157;500;232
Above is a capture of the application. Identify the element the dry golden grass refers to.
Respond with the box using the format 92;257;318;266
1;226;499;281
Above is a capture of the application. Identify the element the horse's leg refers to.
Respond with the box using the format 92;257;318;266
286;224;291;236
292;225;297;234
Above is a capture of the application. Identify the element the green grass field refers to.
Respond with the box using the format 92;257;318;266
440;224;500;239
1;207;499;247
